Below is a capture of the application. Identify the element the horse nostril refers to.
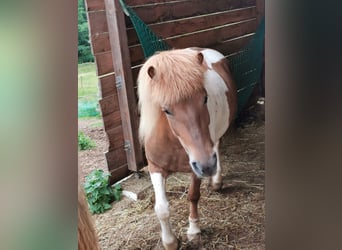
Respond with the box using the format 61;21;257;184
192;161;201;172
191;162;197;170
213;153;217;160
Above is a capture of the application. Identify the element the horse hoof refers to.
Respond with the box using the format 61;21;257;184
163;238;179;250
211;182;223;192
212;182;222;192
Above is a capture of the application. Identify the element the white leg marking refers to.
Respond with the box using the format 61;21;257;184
211;142;222;189
187;217;201;235
150;173;176;245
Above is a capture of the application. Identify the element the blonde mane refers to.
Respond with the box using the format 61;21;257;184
138;49;206;143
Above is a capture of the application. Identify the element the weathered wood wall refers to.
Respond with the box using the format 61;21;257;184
85;0;264;183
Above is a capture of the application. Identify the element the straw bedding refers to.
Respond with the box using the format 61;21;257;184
79;103;265;249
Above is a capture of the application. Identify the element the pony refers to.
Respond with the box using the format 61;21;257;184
137;47;237;249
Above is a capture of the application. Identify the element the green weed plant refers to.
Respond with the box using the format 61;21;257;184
78;131;96;150
84;169;122;214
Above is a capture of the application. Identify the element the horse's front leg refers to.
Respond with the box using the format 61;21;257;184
150;172;178;250
187;173;201;240
209;141;223;191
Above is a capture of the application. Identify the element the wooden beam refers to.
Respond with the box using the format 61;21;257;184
128;18;258;66
256;0;265;25
104;0;143;171
99;73;116;97
125;0;256;26
106;125;125;151
109;164;130;184
94;51;114;76
102;110;122;131
85;0;105;12
126;7;257;46
99;94;120;116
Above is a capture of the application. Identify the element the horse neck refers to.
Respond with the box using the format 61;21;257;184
145;113;190;174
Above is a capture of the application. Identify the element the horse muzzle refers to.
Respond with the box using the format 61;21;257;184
190;152;217;178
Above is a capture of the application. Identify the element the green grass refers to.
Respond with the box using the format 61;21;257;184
78;63;100;117
78;63;98;100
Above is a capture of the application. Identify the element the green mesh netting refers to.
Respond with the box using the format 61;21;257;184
78;100;100;118
119;0;264;112
230;17;265;113
119;0;170;58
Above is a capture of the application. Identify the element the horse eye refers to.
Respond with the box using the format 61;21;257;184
162;108;172;115
204;95;208;104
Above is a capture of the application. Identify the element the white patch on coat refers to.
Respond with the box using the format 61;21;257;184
204;69;230;142
187;217;201;236
211;142;222;186
150;172;177;245
199;48;225;69
188;48;230;143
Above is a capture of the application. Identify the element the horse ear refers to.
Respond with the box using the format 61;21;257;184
197;52;204;64
147;66;155;79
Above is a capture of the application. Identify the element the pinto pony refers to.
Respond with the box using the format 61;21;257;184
138;48;237;249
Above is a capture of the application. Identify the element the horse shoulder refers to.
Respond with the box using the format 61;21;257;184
211;58;238;124
199;49;237;140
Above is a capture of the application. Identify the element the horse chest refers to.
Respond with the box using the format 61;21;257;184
145;128;192;173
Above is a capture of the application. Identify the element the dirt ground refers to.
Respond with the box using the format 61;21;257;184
78;101;265;250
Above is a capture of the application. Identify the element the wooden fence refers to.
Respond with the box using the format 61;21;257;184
85;0;264;184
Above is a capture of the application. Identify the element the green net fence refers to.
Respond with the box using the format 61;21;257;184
78;99;100;118
120;0;170;58
119;0;264;113
230;17;265;113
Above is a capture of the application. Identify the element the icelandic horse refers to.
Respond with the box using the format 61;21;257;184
137;48;237;249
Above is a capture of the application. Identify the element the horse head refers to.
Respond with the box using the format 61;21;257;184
145;51;217;178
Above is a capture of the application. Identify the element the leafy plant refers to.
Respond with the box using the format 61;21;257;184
78;131;96;150
84;169;123;214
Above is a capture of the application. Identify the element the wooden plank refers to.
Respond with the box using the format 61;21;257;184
131;35;254;83
106;125;125;150
106;147;127;170
104;0;144;172
90;6;256;57
131;34;255;83
88;10;108;34
126;0;188;6
85;0;105;12
99;94;120;116
256;0;265;24
109;164;130;184
106;149;127;171
102;110;122;131
131;66;142;86
126;0;256;26
91;32;111;55
126;7;257;46
99;74;116;98
88;0;255;38
129;18;258;65
94;51;114;76
169;19;258;48
211;34;254;57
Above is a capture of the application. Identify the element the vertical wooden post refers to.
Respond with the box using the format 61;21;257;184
104;0;143;171
256;0;265;25
256;0;265;98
